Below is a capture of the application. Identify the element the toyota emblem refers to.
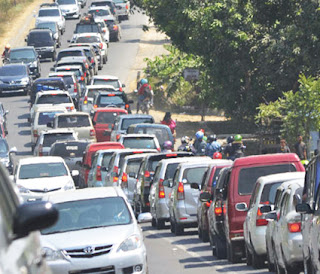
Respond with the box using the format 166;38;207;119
83;246;95;254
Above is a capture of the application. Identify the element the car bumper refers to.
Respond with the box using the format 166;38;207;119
175;202;197;226
250;226;267;255
283;233;303;265
35;47;55;58
48;246;147;274
0;83;29;93
62;11;79;18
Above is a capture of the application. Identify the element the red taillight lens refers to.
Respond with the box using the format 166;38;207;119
90;129;96;136
66;106;74;111
125;104;129;109
33;130;38;138
144;170;150;178
215;207;223;215
206;201;212;208
288;222;301;233
177;182;184;200
113;25;118;31
157;147;161;152
113;166;119;174
122;172;128;183
74;83;77;93
85;63;89;69
158;179;165;199
116;134;120;140
94;104;98;108
125;4;128;9
39;144;43;156
113;176;118;183
90;59;94;64
84;72;87;77
256;208;268;226
119;87;123;92
83;96;88;104
81;76;84;81
96;165;102;181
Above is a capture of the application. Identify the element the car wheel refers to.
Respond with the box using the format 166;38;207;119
103;56;106;64
274;254;285;274
215;235;227;259
202;229;209;242
170;218;175;233
198;223;203;240
245;244;252;266
151;217;156;227
52;52;56;61
252;248;265;269
156;218;165;230
266;243;275;272
227;241;241;263
174;221;183;236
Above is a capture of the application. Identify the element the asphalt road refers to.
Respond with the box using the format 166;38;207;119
2;5;271;274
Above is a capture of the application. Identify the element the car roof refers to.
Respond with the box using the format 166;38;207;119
49;72;75;77
41;128;75;134
120;133;157;138
37;90;68;96
75;32;101;37
87;85;116;90
19;156;65;165
256;172;305;186
89;6;111;10
207;159;234;167
55;111;89;117
118;114;154;120
159;156;207;166
56;65;83;69
1;64;27;69
178;159;213;168
94;107;127;113
59;48;85;52
112;148;158;155
10;46;35;51
129;123;170;129
92;75;119;80
35;105;67;112
52;139;90;145
45;187;125;204
29;28;52;33
144;152;194;160
57;57;86;63
34;77;64;83
284;179;304;192
233;153;301;167
123;153;155;161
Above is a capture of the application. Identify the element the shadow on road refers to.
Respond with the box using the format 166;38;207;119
18;130;30;136
15;122;29;128
171;238;203;245
18;113;29;119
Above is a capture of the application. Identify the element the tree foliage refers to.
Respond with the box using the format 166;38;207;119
136;0;320;120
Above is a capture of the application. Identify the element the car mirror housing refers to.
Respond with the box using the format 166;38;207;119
260;205;272;213
235;202;248;212
199;192;211;202
265;212;277;221
190;182;199;190
13;201;58;239
137;212;152;223
296;203;313;214
71;170;79;177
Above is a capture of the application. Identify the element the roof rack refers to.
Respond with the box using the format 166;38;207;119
79;13;96;24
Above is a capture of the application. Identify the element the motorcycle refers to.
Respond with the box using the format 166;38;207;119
134;89;153;114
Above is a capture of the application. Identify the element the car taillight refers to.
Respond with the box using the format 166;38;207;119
125;104;129;109
144;170;150;178
81;76;84;81
99;43;103;49
90;59;94;64
157;147;161;152
94;104;98;108
288;222;301;233
73;83;77;93
96;165;102;181
83;96;88;104
84;72;87;77
113;166;118;174
125;4;128;9
113;175;118;183
206;200;212;208
256;208;268;226
66;106;74;111
39;144;43;156
116;134;120;140
113;25;118;31
158;179;165;199
215;206;223;216
85;63;89;69
90;129;95;136
119;87;123;92
33;130;38;138
122;172;128;183
177;182;185;200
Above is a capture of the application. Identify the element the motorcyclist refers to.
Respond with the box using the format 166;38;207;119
136;78;153;114
1;44;10;61
205;134;221;158
193;129;205;151
162;140;173;152
223;135;234;157
195;131;206;156
177;136;196;153
227;134;245;160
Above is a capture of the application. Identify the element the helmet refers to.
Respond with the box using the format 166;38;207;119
203;136;207;142
301;160;309;167
213;152;222;159
207;134;217;142
195;131;204;140
181;136;190;144
140;78;148;85
227;136;234;144
163;140;173;150
234;134;242;142
5;44;10;49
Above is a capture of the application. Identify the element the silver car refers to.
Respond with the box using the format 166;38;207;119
168;160;212;235
36;7;66;34
56;0;80;18
113;0;130;20
118;134;161;151
41;187;148;274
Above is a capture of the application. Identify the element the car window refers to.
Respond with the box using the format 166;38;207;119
97;95;124;106
58;51;84;61
279;192;290;217
122;137;156;149
41;197;132;235
91;154;98;168
183;167;208;185
76;36;100;43
260;182;283;205
238;164;297;195
94;111;121;124
164;163;180;181
50;142;88;157
38;111;64;125
249;183;260;208
101;152;114;167
172;167;180;187
138;127;170;145
28;32;54;46
121;118;153;130
93;79;120;88
37;94;72;104
0;139;9;154
57;115;91;128
88;9;111;16
210;167;222;188
39;9;60;17
274;188;284;210
108;154;116;171
75;24;100;34
43;133;75;146
125;159;142;175
36;22;57;33
19;162;68;179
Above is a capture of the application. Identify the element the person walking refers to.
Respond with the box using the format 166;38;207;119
294;135;307;160
277;139;290;153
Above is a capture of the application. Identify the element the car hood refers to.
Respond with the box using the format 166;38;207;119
41;223;138;250
17;176;73;190
9;59;33;65
60;4;78;9
0;75;25;81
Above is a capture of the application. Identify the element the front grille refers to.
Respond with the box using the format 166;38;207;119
65;244;112;258
69;265;115;274
29;187;61;193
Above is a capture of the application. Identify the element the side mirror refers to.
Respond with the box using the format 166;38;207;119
199;192;211;202
260;205;272;213
296;203;313;214
190;182;199;190
101;166;108;172
71;170;79;177
9;147;17;154
137;212;152;223
265;212;277;221
235;202;248;212
128;172;136;178
128;100;134;104
13;201;58;239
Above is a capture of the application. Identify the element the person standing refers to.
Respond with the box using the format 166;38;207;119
294;135;307;160
277;139;291;153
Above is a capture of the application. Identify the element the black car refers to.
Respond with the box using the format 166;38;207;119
29;77;67;106
8;47;40;78
0;138;17;174
0;64;32;95
26;29;56;61
93;91;133;113
35;21;61;48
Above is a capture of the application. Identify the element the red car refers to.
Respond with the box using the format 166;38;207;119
92;108;127;142
78;141;124;188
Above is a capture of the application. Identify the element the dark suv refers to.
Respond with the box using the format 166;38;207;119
93;91;133;113
26;29;56;61
8;47;40;78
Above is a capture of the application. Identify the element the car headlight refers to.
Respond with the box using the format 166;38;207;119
63;181;75;191
17;184;30;193
20;77;29;84
30;61;37;68
42;247;66;261
117;234;142;252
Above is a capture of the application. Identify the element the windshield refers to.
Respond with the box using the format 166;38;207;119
122;137;156;149
19;162;68;179
57;0;76;4
58;51;84;61
113;0;125;3
28;32;54;47
50;142;89;157
260;182;283;205
43;133;75;147
57;115;91;127
92;79;120;88
88;9;110;16
37;111;64;125
76;36;100;43
136;127;169;145
0;66;26;76
121;118;153;130
10;49;36;61
97;95;124;106
38;9;60;17
100;152;114;167
238;164;297;195
36;22;57;33
37;94;72;104
94;111;123;124
75;24;99;34
60;75;74;87
41;197;132;234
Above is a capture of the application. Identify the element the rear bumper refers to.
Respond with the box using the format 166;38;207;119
156;198;170;219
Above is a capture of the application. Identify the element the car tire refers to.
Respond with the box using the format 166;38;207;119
103;56;106;64
245;244;252;266
170;218;175;233
156;218;165;230
274;253;285;274
198;224;203;240
174;221;183;236
227;241;241;263
202;229;209;242
215;235;227;259
151;217;156;227
52;52;56;62
266;243;275;272
252;248;265;269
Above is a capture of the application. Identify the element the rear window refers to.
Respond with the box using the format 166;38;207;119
238;164;297;195
125;159;142;174
88;9;111;16
260;182;283;205
94;111;123;124
165;163;180;180
122;137;156;149
43;133;75;147
97;95;124;106
76;36;100;43
50;142;89;157
60;75;74;87
121;118;153;130
57;69;81;77
37;94;72;104
136;127;169;145
102;152;114;167
183;167;208;185
39;9;60;17
58;51;84;61
38;111;64;125
57;115;91;127
92;79;120;89
75;24;99;34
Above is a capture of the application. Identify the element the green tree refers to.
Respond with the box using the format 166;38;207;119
256;74;320;147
